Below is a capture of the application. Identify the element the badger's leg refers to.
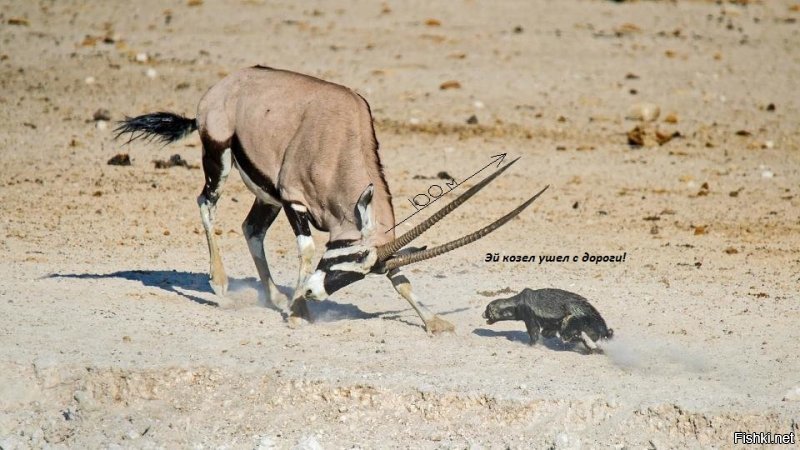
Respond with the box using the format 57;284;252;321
197;140;232;296
541;328;558;339
242;199;287;310
387;269;454;334
284;203;315;323
518;307;542;346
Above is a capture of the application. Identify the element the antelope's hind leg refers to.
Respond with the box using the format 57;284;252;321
387;269;454;334
242;199;288;311
197;141;232;296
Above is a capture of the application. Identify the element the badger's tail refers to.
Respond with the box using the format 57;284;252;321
114;112;197;145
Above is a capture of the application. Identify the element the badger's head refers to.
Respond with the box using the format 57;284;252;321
482;297;519;324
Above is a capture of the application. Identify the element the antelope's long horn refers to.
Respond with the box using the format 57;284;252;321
380;185;549;271
376;157;521;261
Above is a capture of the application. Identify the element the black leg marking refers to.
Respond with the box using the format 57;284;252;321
242;199;287;310
197;132;232;296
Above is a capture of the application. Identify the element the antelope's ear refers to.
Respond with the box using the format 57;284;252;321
355;184;377;240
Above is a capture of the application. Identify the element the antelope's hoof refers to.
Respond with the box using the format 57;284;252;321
425;316;455;334
288;298;312;326
209;277;228;297
287;315;309;329
267;292;290;311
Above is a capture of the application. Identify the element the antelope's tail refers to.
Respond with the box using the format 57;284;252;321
114;112;197;145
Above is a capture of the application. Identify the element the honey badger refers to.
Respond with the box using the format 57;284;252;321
483;288;613;352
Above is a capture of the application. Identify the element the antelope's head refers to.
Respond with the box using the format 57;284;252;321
301;158;548;301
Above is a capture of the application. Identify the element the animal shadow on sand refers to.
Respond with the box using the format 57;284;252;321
472;328;580;352
47;270;397;322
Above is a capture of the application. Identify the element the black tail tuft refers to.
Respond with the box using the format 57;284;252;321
114;112;197;145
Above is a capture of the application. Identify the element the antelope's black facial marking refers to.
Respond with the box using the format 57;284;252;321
323;270;366;295
303;242;378;300
316;250;370;272
326;239;358;249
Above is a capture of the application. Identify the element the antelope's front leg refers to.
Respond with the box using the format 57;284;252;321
284;203;315;322
387;269;454;334
241;199;288;311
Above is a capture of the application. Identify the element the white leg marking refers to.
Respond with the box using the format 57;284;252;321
215;148;232;197
290;203;308;213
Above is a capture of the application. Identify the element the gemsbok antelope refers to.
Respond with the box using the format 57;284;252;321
116;65;548;333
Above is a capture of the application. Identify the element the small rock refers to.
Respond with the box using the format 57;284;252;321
783;386;800;402
439;80;461;90
107;153;132;166
294;435;323;450
766;103;775;112
84;76;96;85
145;68;158;79
627;126;645;146
663;112;678;124
655;129;680;145
409;117;420;125
436;171;454;180
153;154;194;169
135;52;149;63
626;103;660;122
254;435;278;450
93;108;112;121
466;114;478;125
74;390;98;411
762;140;774;149
62;408;76;421
761;170;774;179
724;247;738;254
95;120;108;130
553;432;581;450
473;100;485;108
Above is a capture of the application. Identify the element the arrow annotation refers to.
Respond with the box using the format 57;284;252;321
385;153;509;233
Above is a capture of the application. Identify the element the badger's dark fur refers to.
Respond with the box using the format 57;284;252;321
483;288;613;353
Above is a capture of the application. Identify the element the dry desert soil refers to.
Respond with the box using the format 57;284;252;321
1;0;799;448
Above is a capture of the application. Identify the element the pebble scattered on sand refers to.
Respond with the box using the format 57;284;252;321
626;103;660;122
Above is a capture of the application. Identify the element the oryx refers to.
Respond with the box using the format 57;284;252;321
116;65;547;333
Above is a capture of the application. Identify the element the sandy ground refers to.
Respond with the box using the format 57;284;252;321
1;0;799;448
